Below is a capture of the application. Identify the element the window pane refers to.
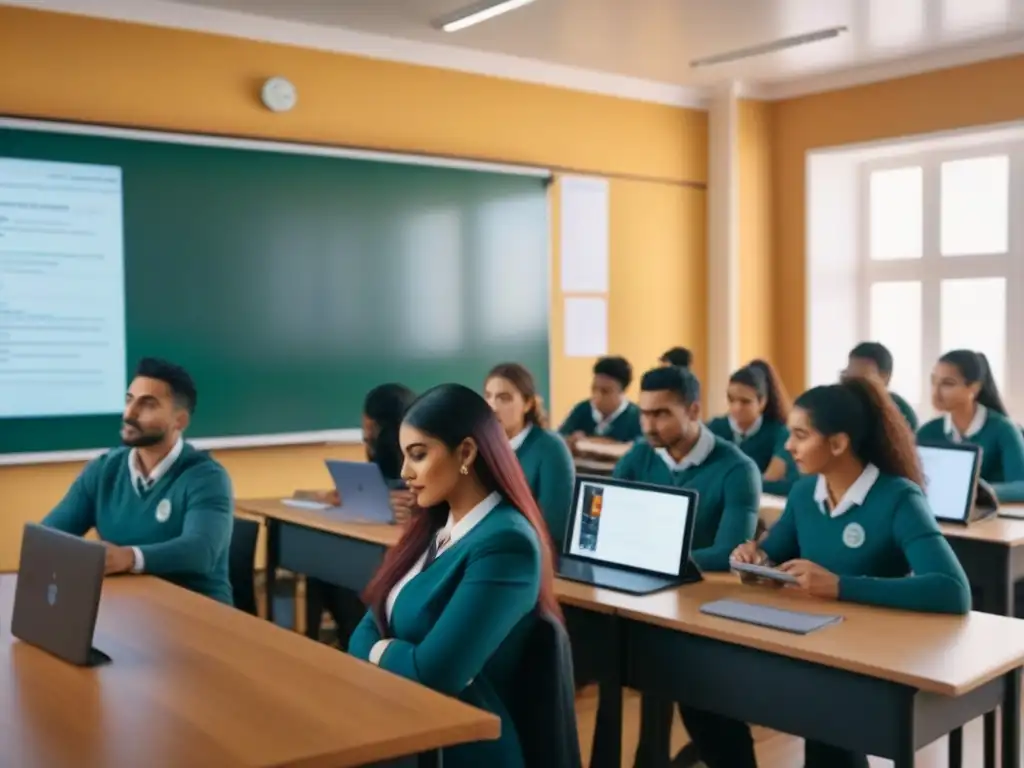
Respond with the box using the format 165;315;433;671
869;167;923;261
940;277;1006;392
940;155;1009;256
869;281;922;403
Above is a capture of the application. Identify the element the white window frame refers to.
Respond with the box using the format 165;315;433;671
857;143;1024;417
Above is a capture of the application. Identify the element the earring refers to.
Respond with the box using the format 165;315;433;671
459;465;469;476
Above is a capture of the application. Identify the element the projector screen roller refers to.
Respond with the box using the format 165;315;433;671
0;157;126;419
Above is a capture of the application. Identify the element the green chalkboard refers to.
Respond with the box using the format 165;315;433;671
0;124;550;454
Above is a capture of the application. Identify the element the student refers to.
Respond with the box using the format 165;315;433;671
613;365;760;571
917;349;1024;502
659;346;693;368
349;383;563;768
689;376;970;768
558;355;642;451
307;383;417;649
844;341;918;430
484;363;575;548
706;359;797;495
42;358;233;605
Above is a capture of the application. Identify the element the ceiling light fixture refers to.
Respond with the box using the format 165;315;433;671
690;25;849;68
433;0;538;33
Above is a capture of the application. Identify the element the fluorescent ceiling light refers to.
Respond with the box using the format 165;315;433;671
690;26;849;68
433;0;538;33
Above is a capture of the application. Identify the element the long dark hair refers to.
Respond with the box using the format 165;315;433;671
362;384;561;631
795;376;923;486
363;383;416;480
486;362;548;428
729;359;791;425
939;349;1008;417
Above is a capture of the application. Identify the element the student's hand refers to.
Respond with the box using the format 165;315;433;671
565;431;585;452
310;489;341;506
101;542;136;575
730;540;766;565
388;490;416;525
778;559;840;599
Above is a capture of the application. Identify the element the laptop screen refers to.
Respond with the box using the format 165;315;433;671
565;478;692;576
918;444;979;523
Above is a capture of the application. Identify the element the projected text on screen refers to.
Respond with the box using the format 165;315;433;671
0;157;126;419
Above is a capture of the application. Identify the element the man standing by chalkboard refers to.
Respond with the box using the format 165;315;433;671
40;358;234;604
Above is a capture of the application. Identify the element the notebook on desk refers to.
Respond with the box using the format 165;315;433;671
700;599;842;635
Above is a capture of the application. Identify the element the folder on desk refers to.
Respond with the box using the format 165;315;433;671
700;599;842;635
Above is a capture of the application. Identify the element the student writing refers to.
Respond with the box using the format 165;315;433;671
917;349;1024;503
42;358;234;605
559;355;642;451
484;363;575;548
349;384;564;768
843;341;918;430
706;359;797;495
706;376;970;768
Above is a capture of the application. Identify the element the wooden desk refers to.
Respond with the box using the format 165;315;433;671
0;574;498;768
622;575;1024;768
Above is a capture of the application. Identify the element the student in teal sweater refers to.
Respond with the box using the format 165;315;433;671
613;365;761;572
558;355;642;450
484;363;575;548
684;376;971;768
844;341;918;430
917;349;1024;503
706;359;798;495
42;358;233;605
350;383;573;768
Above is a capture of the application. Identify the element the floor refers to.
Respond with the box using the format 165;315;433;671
264;575;994;768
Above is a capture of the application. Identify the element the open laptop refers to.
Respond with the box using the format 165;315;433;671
11;523;110;667
556;475;701;595
322;459;394;523
917;442;993;524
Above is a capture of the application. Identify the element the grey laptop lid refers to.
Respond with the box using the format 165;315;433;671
11;523;108;667
324;460;393;523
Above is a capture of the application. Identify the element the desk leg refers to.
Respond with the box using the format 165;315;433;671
1002;668;1021;768
894;698;916;768
949;726;963;768
418;749;442;768
265;519;280;624
589;617;623;768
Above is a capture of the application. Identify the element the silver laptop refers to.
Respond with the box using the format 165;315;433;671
917;442;988;524
557;475;701;595
11;523;110;667
324;460;394;523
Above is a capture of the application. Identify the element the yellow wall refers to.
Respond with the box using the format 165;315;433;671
0;6;708;570
771;54;1024;392
737;99;774;365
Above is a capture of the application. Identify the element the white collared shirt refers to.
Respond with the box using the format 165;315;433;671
509;424;533;451
656;425;716;472
813;463;880;518
369;491;502;665
591;399;629;437
728;415;763;444
126;437;184;574
944;404;988;443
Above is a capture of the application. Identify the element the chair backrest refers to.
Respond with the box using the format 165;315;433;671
229;517;261;615
507;610;583;768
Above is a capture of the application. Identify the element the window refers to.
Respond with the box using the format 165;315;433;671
940;155;1009;256
869;281;923;403
869;167;923;261
940;277;1007;391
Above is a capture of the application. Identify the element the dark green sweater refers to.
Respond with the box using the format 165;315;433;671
761;474;970;614
558;399;643;442
42;443;234;604
515;427;576;549
705;416;797;496
350;503;540;768
917;410;1024;503
612;435;760;571
890;391;919;431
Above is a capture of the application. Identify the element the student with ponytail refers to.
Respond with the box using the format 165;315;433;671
917;350;1024;502
678;377;970;768
350;384;564;768
706;359;798;495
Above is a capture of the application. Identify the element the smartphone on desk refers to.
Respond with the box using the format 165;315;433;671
729;560;799;586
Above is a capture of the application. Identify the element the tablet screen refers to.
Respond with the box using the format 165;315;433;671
918;445;978;522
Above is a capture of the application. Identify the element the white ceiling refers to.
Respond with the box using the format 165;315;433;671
8;0;1024;102
165;0;1024;92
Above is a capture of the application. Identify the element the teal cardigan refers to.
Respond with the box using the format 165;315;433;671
349;503;541;768
705;416;798;496
558;399;643;442
515;427;575;549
